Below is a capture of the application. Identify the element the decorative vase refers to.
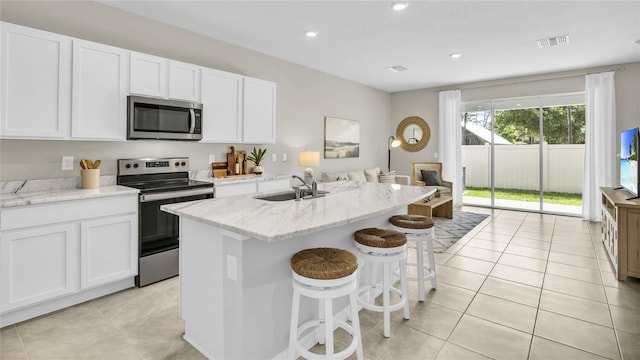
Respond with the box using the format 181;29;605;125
253;165;264;175
435;191;441;198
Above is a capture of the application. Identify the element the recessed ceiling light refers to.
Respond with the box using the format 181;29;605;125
386;65;408;72
450;52;462;59
634;39;640;46
304;30;318;38
391;2;409;11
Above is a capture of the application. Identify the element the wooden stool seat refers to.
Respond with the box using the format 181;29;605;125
389;214;434;229
354;228;407;248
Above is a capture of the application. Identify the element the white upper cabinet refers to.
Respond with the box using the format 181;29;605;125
200;68;243;143
169;61;200;102
129;52;168;98
72;40;128;140
243;77;276;144
0;22;71;139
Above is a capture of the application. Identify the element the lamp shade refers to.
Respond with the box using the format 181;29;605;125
298;151;320;167
390;136;401;148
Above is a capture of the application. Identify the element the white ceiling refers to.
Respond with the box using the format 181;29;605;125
101;0;640;93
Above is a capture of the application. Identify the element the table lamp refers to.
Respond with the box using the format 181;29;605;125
298;151;320;184
388;136;401;172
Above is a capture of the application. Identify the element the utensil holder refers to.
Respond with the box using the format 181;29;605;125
81;169;100;189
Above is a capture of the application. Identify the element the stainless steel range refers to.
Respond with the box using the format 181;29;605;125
117;157;214;287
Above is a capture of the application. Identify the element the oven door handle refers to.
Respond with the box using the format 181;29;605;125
140;187;214;202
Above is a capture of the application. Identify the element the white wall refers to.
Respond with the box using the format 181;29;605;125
390;63;640;183
0;1;391;181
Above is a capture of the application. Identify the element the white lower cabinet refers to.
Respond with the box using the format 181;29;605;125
0;195;138;324
80;214;137;289
0;223;79;311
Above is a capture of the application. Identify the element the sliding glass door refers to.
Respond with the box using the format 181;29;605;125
461;93;584;215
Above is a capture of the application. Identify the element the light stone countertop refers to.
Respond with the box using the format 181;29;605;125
196;174;290;185
0;186;139;208
161;181;436;242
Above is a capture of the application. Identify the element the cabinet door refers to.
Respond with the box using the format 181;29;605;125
215;182;257;198
243;77;276;144
130;52;168;98
80;214;137;289
72;40;128;140
0;223;79;312
0;22;71;139
200;68;243;143
169;61;200;102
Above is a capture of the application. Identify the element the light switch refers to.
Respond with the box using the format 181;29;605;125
271;153;277;162
208;154;216;164
282;153;288;162
434;152;438;159
227;254;238;281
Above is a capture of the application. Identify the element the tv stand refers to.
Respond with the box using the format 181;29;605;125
600;187;640;280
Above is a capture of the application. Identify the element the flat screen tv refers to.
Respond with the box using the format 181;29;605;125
620;127;639;197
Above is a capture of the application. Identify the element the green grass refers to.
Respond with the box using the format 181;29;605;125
464;187;582;206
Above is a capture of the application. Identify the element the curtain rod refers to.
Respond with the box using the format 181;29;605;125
435;66;626;92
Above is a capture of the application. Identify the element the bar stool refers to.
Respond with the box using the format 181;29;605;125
354;228;410;338
389;214;437;302
289;248;363;360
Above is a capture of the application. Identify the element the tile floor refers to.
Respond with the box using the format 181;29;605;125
2;206;640;360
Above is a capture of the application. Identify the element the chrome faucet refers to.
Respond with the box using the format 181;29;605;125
292;175;317;198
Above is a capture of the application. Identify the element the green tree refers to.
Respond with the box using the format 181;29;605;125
493;105;585;144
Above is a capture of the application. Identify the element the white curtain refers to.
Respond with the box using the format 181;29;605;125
438;90;462;206
583;71;616;221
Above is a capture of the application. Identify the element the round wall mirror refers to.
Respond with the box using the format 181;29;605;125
395;116;430;152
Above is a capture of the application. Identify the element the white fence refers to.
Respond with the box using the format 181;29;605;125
462;144;584;194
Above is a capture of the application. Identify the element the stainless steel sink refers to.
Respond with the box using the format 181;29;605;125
255;190;328;201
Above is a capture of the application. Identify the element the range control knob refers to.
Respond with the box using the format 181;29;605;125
175;162;180;167
125;164;131;169
181;161;186;166
133;163;139;168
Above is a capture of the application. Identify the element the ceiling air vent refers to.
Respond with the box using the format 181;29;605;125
386;65;408;73
537;34;569;48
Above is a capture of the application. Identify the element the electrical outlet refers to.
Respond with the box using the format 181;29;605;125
61;156;74;171
282;153;287;162
208;154;216;164
227;254;237;281
434;152;438;159
271;153;277;162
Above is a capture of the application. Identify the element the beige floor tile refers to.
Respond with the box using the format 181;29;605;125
617;329;640;360
434;252;454;265
546;262;603;284
360;320;444;360
534;310;620;360
528;336;609;360
390;301;463;340
91;285;158;311
490;264;544;287
515;230;553;241
498;253;547;272
437;265;487;291
435;342;491;360
609;305;640;335
550;243;596;258
604;286;640;309
551;238;594;249
456;246;502;263
466;293;537;333
509;237;551;250
548;251;599;270
444;255;495;275
420;282;476;312
448;314;531;360
594;245;609;260
473;231;513;243
16;301;99;339
476;224;518;236
0;326;27;360
601;273;640;291
99;288;179;329
597;259;614;273
518;223;555;233
465;238;508;252
539;290;612;327
479;276;541;307
543;274;607;303
504;244;549;260
445;243;465;254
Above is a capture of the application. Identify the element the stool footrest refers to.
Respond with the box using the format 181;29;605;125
357;285;407;313
295;320;359;360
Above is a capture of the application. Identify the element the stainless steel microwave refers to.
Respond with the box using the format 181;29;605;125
127;96;203;141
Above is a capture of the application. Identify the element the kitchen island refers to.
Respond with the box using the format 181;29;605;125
161;181;434;359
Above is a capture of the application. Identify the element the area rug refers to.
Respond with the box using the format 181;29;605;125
432;212;489;253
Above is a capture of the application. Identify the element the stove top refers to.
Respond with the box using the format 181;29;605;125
116;157;213;194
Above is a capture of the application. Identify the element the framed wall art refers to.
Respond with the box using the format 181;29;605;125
324;116;360;159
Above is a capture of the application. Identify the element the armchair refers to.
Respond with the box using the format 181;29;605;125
411;162;452;194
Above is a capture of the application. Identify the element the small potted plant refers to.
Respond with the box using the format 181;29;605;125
435;188;441;198
247;147;267;175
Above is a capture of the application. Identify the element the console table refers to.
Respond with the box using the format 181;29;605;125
600;187;640;280
408;195;453;219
